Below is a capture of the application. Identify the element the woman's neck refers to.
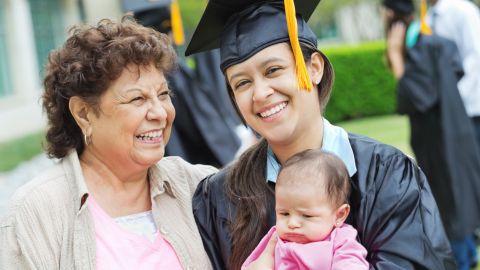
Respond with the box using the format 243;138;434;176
270;117;324;164
80;150;151;217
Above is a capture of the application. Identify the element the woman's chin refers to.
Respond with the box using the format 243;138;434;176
132;149;165;167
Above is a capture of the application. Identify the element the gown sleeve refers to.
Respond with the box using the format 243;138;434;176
355;153;455;270
192;171;232;270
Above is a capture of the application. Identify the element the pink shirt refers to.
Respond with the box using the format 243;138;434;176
242;225;369;270
88;197;183;270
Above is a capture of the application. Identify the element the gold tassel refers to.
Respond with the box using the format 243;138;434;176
284;0;312;91
420;0;432;35
171;0;185;45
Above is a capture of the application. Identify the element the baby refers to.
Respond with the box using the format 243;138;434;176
242;149;369;270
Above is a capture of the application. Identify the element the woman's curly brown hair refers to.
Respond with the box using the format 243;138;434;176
42;16;176;159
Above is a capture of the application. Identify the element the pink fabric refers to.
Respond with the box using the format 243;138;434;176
88;197;183;270
242;225;369;270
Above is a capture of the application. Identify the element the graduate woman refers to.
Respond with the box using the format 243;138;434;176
187;0;456;269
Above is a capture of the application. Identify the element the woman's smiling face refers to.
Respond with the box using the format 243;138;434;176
226;42;323;146
88;64;175;168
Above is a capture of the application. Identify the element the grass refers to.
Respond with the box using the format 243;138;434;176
0;131;45;172
337;114;413;156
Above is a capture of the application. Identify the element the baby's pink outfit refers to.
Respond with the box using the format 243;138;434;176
242;225;369;270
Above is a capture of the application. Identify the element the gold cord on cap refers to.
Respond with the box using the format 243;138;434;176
420;0;432;35
284;0;312;91
171;0;185;45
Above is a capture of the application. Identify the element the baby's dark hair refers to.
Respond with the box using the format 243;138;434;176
277;149;351;207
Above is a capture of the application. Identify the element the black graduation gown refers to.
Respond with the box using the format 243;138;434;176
165;50;241;167
192;133;456;270
397;34;480;240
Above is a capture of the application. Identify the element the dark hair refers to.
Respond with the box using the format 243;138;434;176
384;10;414;69
42;16;176;158
225;43;335;270
277;149;351;208
226;42;335;125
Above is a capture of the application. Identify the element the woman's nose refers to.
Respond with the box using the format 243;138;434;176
252;80;274;102
147;99;167;121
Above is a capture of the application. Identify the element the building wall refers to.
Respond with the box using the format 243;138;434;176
0;0;119;143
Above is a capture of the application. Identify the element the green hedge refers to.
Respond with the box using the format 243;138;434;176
323;42;397;123
0;132;45;172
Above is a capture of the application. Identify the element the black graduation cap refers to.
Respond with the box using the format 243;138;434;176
382;0;414;15
186;0;322;91
125;0;185;45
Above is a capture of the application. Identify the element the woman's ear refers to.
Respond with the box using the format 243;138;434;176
69;96;93;135
334;204;351;227
308;52;324;86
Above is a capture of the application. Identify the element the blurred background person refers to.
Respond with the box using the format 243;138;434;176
0;17;216;269
123;0;255;168
427;0;480;157
383;0;480;269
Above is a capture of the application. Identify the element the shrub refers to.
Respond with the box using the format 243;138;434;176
323;42;397;123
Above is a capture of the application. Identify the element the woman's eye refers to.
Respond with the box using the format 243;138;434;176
303;214;313;218
130;96;144;103
281;212;289;216
158;90;171;100
266;66;281;76
234;80;250;90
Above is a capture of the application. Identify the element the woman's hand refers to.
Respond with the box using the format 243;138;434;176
244;232;278;270
386;22;407;79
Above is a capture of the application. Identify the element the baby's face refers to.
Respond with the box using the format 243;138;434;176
275;185;337;244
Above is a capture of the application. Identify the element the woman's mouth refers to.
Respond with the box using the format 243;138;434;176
258;101;288;119
135;130;163;144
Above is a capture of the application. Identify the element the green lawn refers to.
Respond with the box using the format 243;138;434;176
337;114;413;156
0;132;45;172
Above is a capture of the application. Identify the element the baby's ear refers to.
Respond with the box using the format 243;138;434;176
334;204;350;227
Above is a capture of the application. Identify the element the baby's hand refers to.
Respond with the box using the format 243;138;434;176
244;232;278;270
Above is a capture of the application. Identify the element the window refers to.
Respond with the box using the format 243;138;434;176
0;1;12;97
28;0;65;78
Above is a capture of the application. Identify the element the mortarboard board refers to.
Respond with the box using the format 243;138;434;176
186;0;322;91
382;0;414;15
382;0;431;35
125;0;185;45
122;0;171;13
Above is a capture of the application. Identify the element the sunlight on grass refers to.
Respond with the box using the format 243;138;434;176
0;132;45;172
337;114;413;156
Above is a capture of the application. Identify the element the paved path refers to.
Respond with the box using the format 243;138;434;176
0;153;56;215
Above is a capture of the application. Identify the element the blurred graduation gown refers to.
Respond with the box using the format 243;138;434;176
397;33;480;240
166;52;241;167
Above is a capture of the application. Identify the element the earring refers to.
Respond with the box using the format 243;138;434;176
315;79;321;85
83;133;91;146
335;221;341;228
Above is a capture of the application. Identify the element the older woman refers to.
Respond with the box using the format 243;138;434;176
0;18;215;269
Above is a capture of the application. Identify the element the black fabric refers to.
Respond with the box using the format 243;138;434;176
193;133;456;270
134;7;172;34
185;0;319;71
382;0;414;15
165;56;241;167
397;34;480;240
473;116;480;151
